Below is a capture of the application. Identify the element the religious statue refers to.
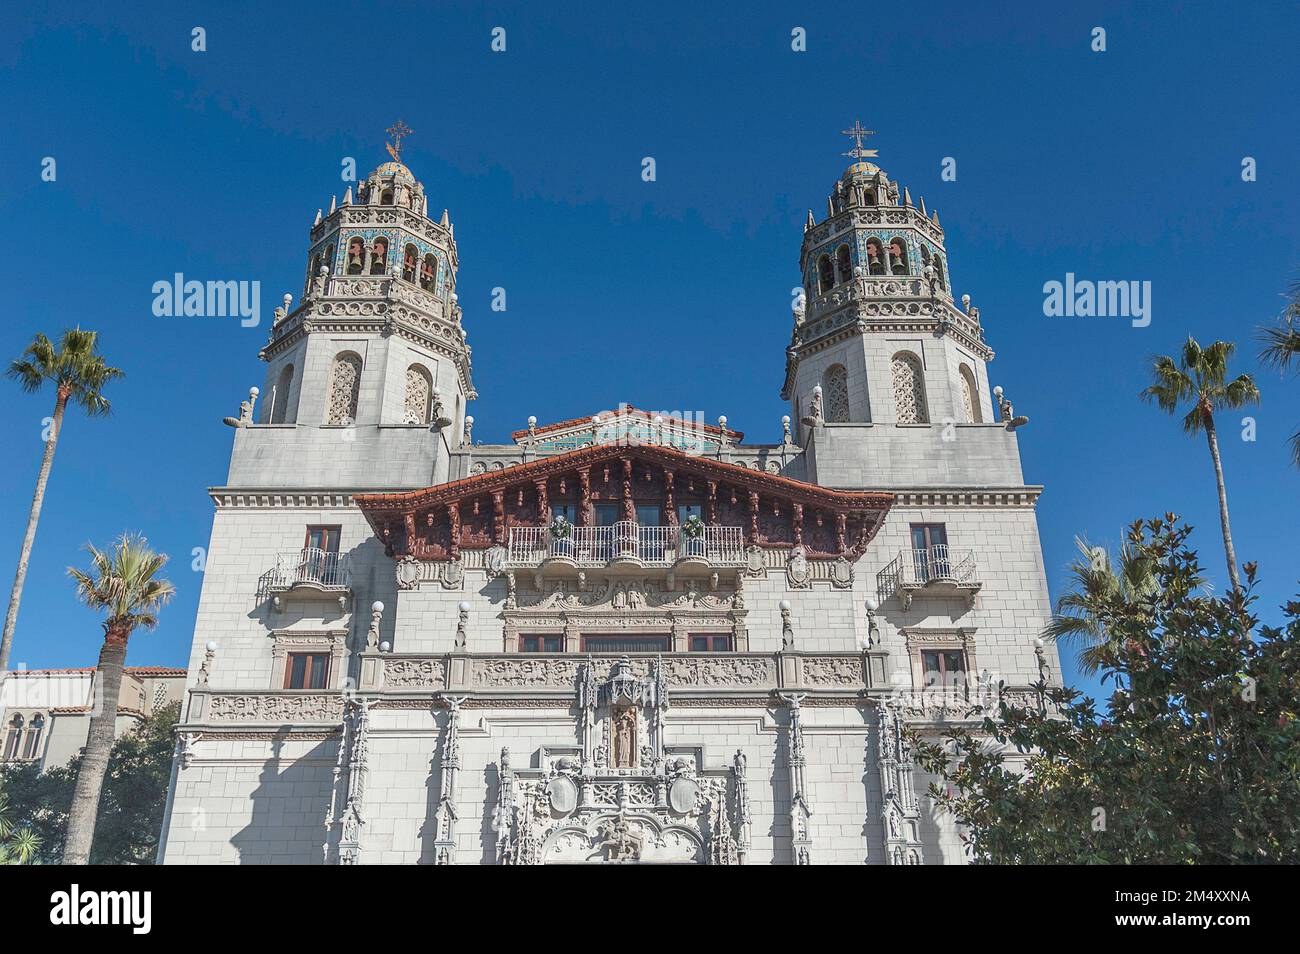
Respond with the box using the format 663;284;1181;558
612;707;637;768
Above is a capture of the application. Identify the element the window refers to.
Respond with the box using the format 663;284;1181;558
593;503;620;526
420;253;437;291
910;524;950;581
3;715;23;761
823;364;850;423
403;365;432;424
888;237;908;275
891;352;929;424
326;352;362;425
520;635;563;653
269;364;294;424
285;653;330;690
303;526;341;585
835;244;852;284
21;714;44;760
368;237;389;275
306;526;341;553
346;236;366;274
921;649;967;691
634;504;660;526
551;502;580;524
959;365;981;423
676;502;704;524
581;635;670;653
933;254;946;291
865;238;886;275
690;635;732;652
817;255;834;294
402;244;418;282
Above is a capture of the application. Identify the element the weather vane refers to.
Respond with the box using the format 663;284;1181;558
385;120;413;162
841;120;878;161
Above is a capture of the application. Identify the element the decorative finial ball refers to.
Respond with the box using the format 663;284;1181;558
249;386;259;397
283;293;293;307
865;597;879;613
782;415;791;425
592;415;600;424
458;601;471;613
372;601;384;614
654;415;663;425
379;641;391;653
813;384;822;395
464;415;474;425
779;599;792;612
993;386;1004;398
718;415;727;427
528;415;537;427
205;640;218;652
962;294;971;308
450;292;458;305
433;387;441;397
318;265;329;275
1034;637;1044;649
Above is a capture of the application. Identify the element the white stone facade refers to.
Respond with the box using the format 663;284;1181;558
157;151;1059;865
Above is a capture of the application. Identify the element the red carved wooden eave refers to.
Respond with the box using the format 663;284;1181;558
354;443;892;560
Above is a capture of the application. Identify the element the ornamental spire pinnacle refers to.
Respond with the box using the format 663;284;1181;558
840;119;878;162
385;119;413;163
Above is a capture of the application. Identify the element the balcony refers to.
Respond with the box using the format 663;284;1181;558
506;521;745;574
876;544;980;610
266;547;352;609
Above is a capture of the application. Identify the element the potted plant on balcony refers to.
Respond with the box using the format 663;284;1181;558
550;515;573;558
680;513;706;558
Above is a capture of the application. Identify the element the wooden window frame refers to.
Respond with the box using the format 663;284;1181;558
284;651;331;690
519;634;563;653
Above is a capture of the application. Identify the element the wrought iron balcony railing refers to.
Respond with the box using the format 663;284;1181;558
268;547;351;591
507;521;745;568
876;544;979;609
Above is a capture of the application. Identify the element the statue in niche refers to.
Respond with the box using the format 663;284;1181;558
612;707;637;768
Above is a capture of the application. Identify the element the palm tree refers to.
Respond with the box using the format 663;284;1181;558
1042;537;1159;673
2;330;122;672
1141;337;1259;591
1257;280;1300;466
0;792;41;864
62;534;173;865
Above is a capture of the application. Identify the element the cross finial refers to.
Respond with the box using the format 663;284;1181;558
841;120;878;162
385;120;413;163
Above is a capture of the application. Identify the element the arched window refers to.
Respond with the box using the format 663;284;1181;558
270;364;294;424
402;244;418;283
308;254;320;289
891;352;929;424
933;254;946;291
865;238;886;275
326;352;363;425
323;243;335;275
368;237;389;275
817;255;834;294
420;253;436;291
346;236;366;275
888;237;909;275
403;365;433;424
21;714;44;760
381;188;394;205
3;714;23;761
835;245;852;285
959;365;982;423
824;364;850;423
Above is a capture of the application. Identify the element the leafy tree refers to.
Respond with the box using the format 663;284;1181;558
1142;337;1259;591
1257;280;1300;466
63;535;174;865
0;791;41;864
1;329;122;672
914;516;1300;864
0;701;179;864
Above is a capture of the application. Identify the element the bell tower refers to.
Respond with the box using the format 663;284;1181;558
782;123;995;442
239;125;474;488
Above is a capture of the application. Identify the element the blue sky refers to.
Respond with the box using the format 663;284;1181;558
0;1;1296;700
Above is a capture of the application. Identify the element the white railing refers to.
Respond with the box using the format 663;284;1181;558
876;545;977;600
269;547;351;590
507;522;745;567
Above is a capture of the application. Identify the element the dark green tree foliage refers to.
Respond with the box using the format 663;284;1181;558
913;517;1300;864
0;701;179;864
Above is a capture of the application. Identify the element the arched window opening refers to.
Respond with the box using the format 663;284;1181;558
824;364;850;423
865;238;886;275
864;190;876;205
346;236;366;275
368;237;389;275
403;365;433;424
420;254;437;291
888;237;909;275
3;714;23;761
270;364;294;424
21;714;44;760
381;189;394;205
933;254;946;291
959;365;982;423
308;254;321;288
835;245;852;285
327;352;363;425
323;244;335;275
817;255;834;294
891;352;929;424
402;244;418;283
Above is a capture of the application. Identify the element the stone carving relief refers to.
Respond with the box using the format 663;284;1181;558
207;693;343;724
384;657;447;690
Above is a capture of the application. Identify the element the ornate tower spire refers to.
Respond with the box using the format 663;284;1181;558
840;120;878;162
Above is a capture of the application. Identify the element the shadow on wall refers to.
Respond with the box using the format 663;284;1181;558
480;761;500;864
418;709;449;864
768;704;792;866
229;728;337;865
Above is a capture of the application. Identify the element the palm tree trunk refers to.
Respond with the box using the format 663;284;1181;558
1203;415;1241;592
62;624;129;865
0;391;67;673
